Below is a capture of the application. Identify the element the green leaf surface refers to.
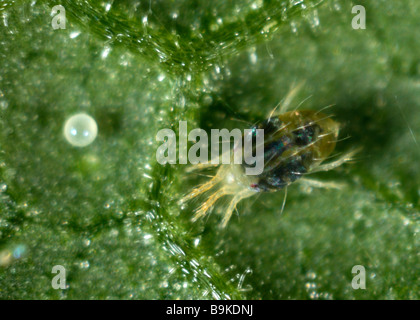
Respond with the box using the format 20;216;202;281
0;0;418;299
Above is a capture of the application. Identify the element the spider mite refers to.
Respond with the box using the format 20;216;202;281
180;84;359;228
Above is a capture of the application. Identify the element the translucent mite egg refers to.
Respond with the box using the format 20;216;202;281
63;113;98;147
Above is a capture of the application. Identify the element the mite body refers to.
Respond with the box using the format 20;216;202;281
181;88;358;228
241;109;339;193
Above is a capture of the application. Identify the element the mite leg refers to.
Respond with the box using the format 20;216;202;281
185;162;220;173
220;189;255;228
269;81;305;117
180;166;228;204
310;148;361;173
180;174;222;203
279;187;288;215
192;187;228;222
298;178;345;190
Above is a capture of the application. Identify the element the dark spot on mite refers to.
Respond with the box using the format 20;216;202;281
257;117;283;136
257;154;308;191
293;124;320;146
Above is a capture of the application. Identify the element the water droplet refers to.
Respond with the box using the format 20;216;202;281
12;245;26;259
305;282;317;289
309;291;319;299
0;183;7;192
69;31;81;39
64;113;98;147
0;89;8;110
0;100;8;110
333;0;342;11
290;21;298;34
2;12;9;27
101;46;111;59
0;250;12;267
308;10;320;29
249;51;257;64
251;0;263;10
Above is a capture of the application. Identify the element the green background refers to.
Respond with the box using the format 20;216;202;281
0;0;418;299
